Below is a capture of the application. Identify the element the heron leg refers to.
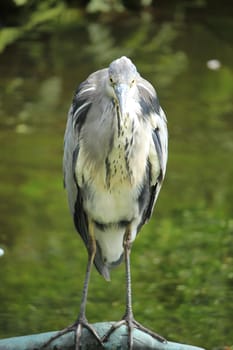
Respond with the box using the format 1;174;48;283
73;219;103;349
42;220;103;350
123;224;134;349
102;225;166;349
102;225;134;348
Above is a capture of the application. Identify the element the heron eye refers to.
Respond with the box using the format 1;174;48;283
109;77;114;84
131;79;135;86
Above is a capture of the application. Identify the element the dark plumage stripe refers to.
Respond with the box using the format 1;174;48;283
137;181;150;218
137;155;162;232
72;98;92;133
116;105;121;137
152;127;163;167
72;81;94;133
137;159;152;229
73;188;89;247
71;145;89;246
140;126;165;225
138;85;160;116
72;145;79;183
145;183;158;222
94;219;131;231
105;157;111;189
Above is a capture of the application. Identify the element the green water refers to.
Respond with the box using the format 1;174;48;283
0;7;232;350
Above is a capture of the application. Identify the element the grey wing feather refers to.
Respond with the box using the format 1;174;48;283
63;73;110;279
63;82;92;248
137;79;168;226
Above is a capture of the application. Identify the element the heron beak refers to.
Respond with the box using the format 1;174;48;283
115;84;129;117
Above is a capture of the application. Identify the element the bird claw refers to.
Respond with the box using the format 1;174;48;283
41;324;74;349
132;319;167;344
74;319;103;350
42;319;103;350
102;317;166;349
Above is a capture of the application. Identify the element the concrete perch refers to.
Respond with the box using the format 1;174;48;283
0;322;205;350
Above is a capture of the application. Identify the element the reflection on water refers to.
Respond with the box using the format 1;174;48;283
0;8;232;350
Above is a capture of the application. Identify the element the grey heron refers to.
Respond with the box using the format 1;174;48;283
62;56;168;349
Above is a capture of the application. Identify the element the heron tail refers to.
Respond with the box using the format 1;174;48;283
94;242;124;281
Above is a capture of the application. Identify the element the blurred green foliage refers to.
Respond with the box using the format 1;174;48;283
0;0;209;53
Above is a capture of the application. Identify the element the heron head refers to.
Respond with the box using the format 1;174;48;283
108;56;138;117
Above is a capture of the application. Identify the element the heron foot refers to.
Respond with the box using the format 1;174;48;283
42;318;103;350
131;319;167;343
102;316;166;350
